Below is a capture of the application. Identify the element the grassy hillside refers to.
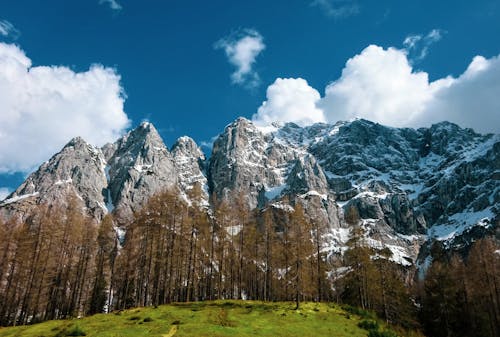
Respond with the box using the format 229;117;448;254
0;301;389;337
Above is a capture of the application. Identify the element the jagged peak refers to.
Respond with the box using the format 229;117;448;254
225;116;255;130
116;121;166;150
171;136;204;159
133;121;161;137
64;136;90;148
235;116;251;123
174;135;196;146
340;118;383;130
61;137;103;158
427;121;477;136
140;120;152;128
172;135;197;149
212;117;264;150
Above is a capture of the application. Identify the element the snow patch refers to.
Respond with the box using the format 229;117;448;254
428;208;494;241
386;244;412;266
133;164;152;173
355;190;389;200
299;190;328;200
265;184;287;200
324;171;342;179
270;202;294;212
54;178;72;185
114;225;126;244
396;233;420;242
1;192;39;205
336;200;349;208
329;227;351;244
399;183;424;199
255;124;279;134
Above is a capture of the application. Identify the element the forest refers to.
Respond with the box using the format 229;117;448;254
0;186;498;337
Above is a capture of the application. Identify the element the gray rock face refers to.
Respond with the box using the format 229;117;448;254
105;122;178;217
1;117;498;268
208;118;498;265
0;137;108;221
0;122;206;221
171;136;208;205
208;118;297;209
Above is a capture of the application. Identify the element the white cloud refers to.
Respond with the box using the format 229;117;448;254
403;29;444;61
256;45;500;134
320;45;437;126
99;0;122;11
418;54;500;132
252;78;325;127
200;135;218;150
311;0;360;19
0;43;130;173
0;187;11;201
215;29;265;88
0;20;19;39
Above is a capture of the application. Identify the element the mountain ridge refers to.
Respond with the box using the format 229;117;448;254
1;117;498;267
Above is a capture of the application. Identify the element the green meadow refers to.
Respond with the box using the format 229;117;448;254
0;301;396;337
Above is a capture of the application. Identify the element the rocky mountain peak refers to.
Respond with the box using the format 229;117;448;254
103;122;177;217
115;120;165;151
0;136;108;220
172;136;204;160
171;136;208;205
64;136;89;148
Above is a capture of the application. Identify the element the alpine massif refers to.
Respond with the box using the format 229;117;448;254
2;118;498;264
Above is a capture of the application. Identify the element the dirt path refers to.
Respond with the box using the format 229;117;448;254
162;325;178;337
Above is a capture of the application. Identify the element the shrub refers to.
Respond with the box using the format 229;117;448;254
66;325;86;336
341;305;376;319
368;329;399;337
358;319;379;331
142;317;153;322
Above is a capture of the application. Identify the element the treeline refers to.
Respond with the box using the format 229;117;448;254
0;198;99;326
107;188;329;311
0;188;498;337
0;188;328;326
419;239;500;337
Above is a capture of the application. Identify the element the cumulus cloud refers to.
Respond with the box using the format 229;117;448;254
418;54;500;132
0;187;11;201
0;19;20;39
99;0;122;11
320;45;438;126
256;45;500;134
215;29;265;88
252;78;325;127
0;43;130;173
403;29;444;62
311;0;360;19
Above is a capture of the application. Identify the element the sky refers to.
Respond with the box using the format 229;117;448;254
0;0;499;198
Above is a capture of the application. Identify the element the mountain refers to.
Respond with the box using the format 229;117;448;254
0;122;206;223
1;118;498;267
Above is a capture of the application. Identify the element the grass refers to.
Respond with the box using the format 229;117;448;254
0;301;374;337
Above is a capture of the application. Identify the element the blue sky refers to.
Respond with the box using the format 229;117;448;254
0;0;499;197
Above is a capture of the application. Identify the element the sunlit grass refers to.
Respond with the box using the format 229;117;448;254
0;301;371;337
